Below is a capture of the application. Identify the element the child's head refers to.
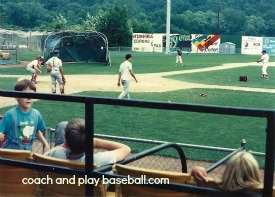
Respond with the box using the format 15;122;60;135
65;118;85;154
220;151;261;191
14;79;36;111
36;55;44;63
14;79;36;92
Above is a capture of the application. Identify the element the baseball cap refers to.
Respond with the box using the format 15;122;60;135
36;55;44;61
53;49;59;54
125;54;132;59
262;50;266;53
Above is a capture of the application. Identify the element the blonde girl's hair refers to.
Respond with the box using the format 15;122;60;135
220;151;261;191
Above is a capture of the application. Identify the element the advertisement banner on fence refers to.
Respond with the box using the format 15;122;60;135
241;36;263;55
170;34;191;50
152;33;164;52
191;34;220;53
262;37;275;55
132;33;154;52
133;33;191;53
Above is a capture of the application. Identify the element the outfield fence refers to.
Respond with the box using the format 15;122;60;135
108;46;244;54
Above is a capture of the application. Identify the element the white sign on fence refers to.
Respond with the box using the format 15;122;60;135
132;33;154;52
241;36;263;55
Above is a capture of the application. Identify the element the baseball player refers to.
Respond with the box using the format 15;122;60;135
117;54;137;100
175;48;184;66
257;50;270;80
45;50;66;94
26;55;44;84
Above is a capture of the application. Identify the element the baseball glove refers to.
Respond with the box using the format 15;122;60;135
62;76;66;84
46;64;52;73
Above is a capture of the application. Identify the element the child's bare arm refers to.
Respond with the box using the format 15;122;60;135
94;138;131;162
34;66;42;73
36;131;50;152
0;132;5;142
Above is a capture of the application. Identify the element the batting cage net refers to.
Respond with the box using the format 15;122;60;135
42;31;110;65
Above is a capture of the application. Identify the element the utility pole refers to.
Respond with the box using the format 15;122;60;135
165;0;171;54
217;0;221;34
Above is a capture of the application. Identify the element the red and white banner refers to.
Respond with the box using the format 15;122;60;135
191;34;220;53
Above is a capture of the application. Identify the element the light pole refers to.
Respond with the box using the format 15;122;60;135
165;0;171;54
217;0;221;34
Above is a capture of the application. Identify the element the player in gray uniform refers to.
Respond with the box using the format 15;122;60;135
45;50;66;94
175;48;184;66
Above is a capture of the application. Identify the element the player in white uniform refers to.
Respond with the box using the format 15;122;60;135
45;50;66;94
117;54;137;99
26;56;44;84
257;50;270;80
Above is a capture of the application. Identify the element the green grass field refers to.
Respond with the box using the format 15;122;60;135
0;77;18;90
0;89;268;162
0;50;274;163
166;66;275;89
10;50;260;75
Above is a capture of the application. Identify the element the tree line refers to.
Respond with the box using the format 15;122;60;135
0;0;273;46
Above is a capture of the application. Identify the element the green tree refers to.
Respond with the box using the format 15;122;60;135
243;15;267;36
130;19;154;33
95;4;132;46
172;0;192;14
0;0;274;38
176;10;217;34
83;12;104;31
151;9;166;33
0;5;7;26
53;14;68;30
65;3;88;24
220;9;246;35
5;2;47;28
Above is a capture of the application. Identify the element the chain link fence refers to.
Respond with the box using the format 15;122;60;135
0;48;18;64
108;46;243;54
0;29;48;51
0;29;250;55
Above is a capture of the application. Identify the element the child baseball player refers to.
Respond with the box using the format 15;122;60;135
26;55;44;84
175;48;184;66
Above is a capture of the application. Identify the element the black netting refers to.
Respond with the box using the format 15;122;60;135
42;31;109;64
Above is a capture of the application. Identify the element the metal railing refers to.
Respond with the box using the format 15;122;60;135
0;90;274;196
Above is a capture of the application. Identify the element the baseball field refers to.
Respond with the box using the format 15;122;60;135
0;50;274;163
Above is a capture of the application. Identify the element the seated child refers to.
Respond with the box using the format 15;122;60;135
45;118;131;166
191;151;261;192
